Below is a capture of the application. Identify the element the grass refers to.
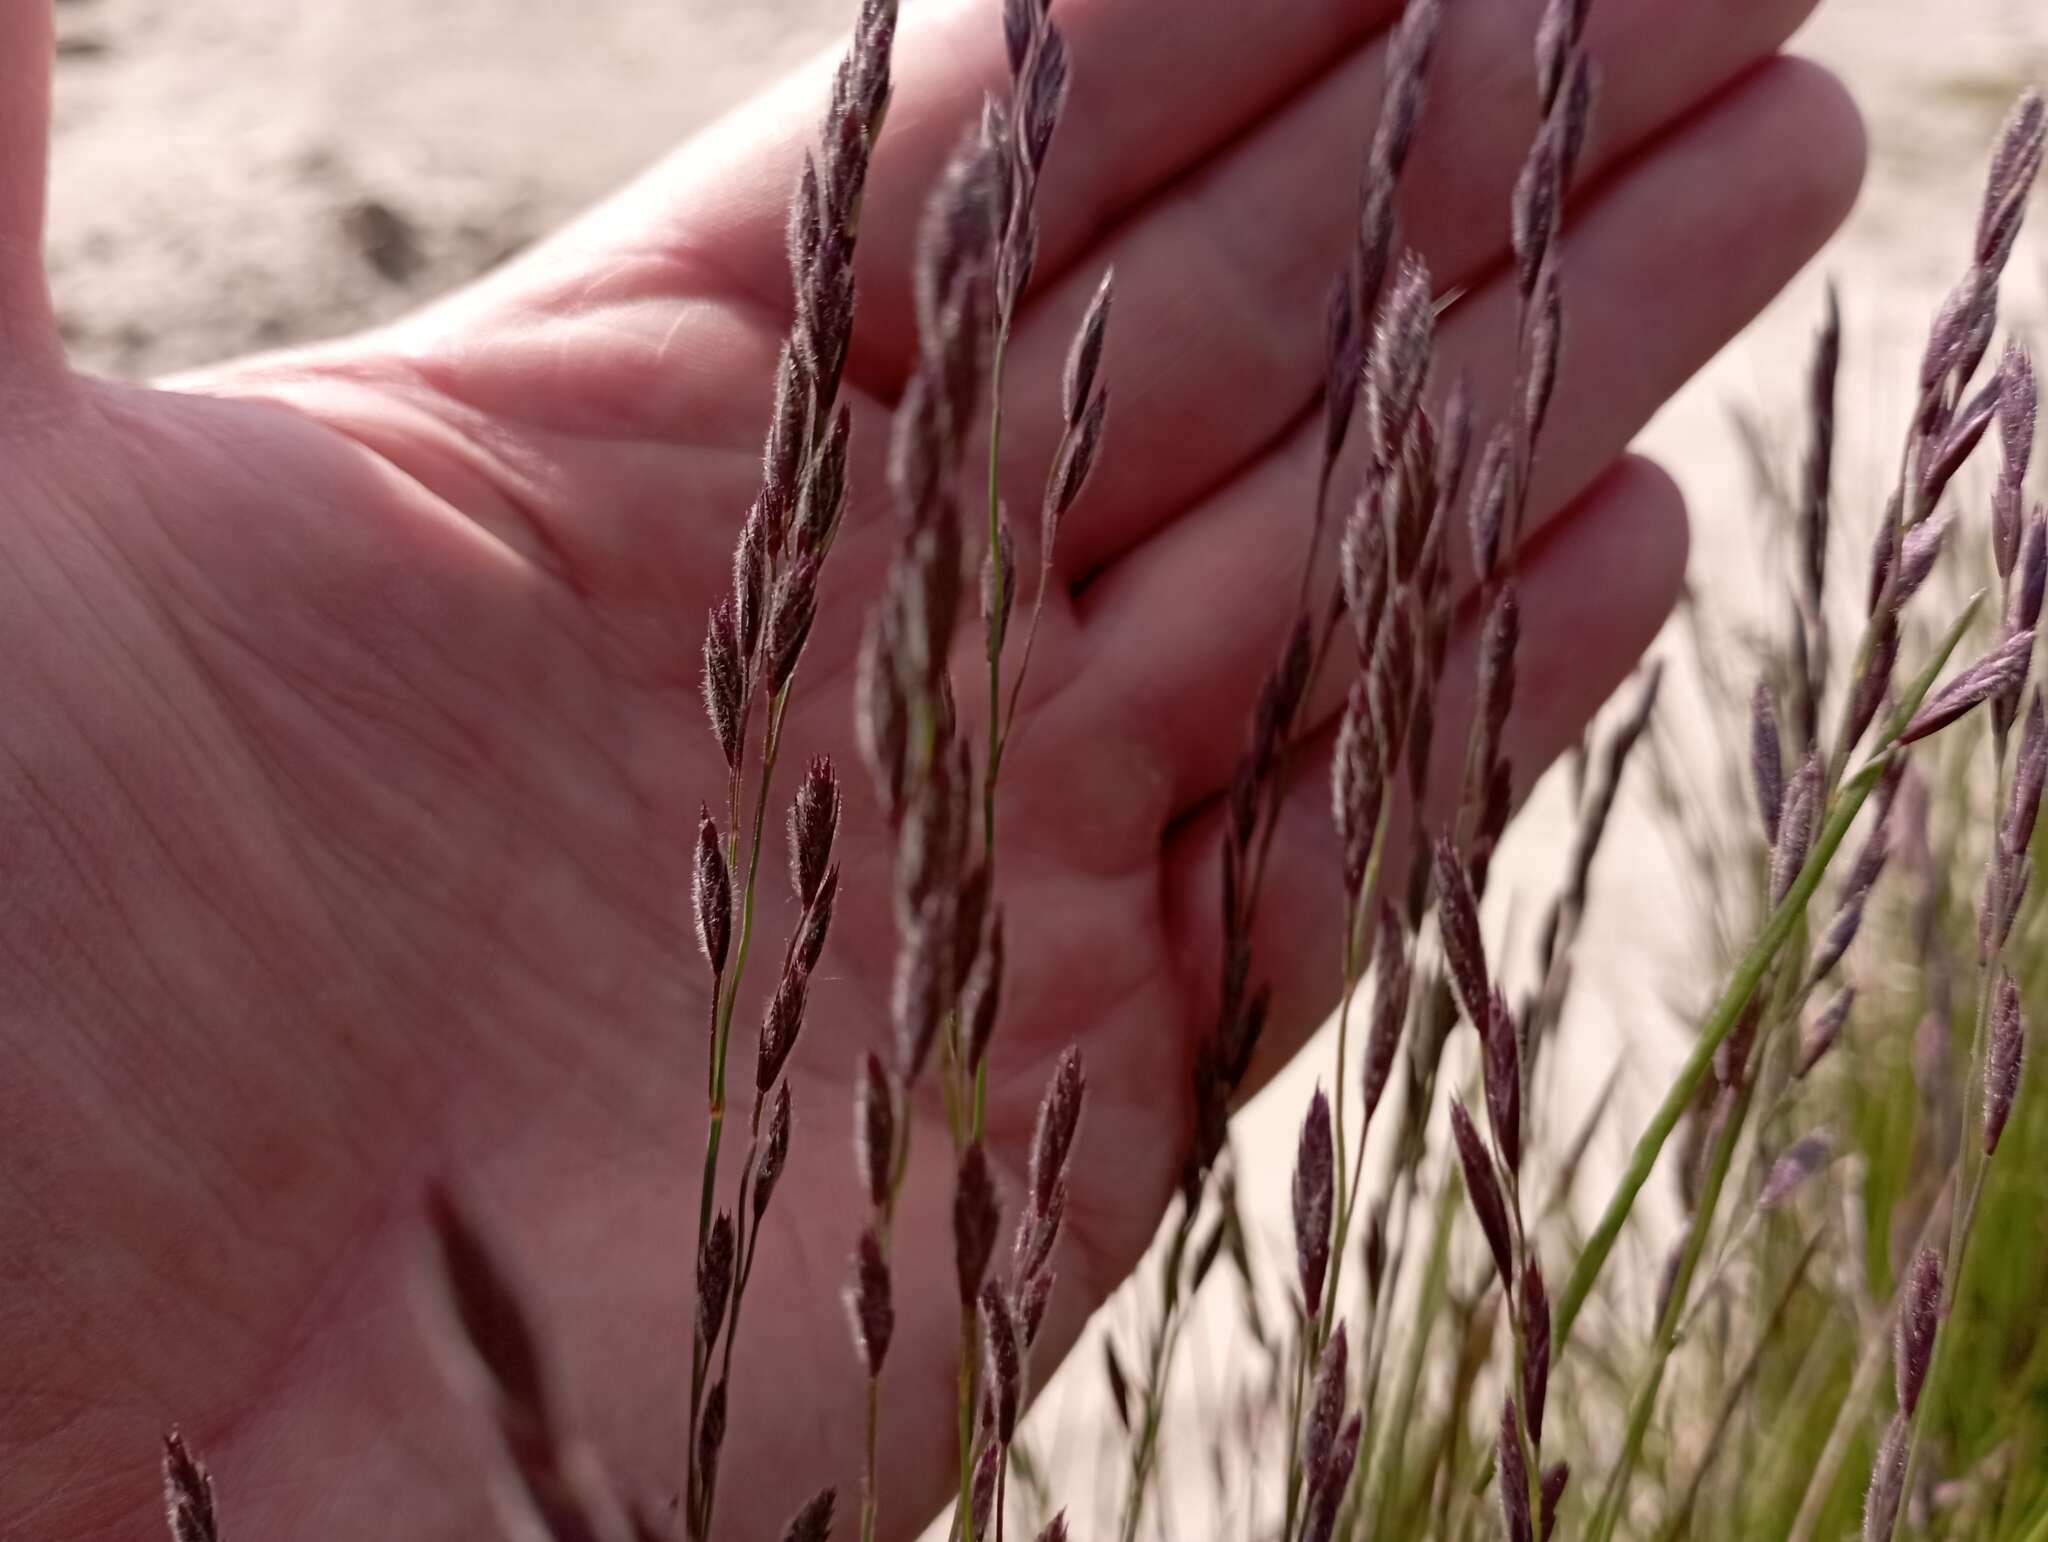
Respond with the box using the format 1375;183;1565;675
149;1;2048;1540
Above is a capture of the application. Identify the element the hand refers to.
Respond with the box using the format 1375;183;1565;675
0;0;1861;1535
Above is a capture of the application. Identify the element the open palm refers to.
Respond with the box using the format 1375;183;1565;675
0;0;1862;1536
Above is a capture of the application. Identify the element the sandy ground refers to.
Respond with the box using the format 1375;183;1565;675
41;0;2048;1530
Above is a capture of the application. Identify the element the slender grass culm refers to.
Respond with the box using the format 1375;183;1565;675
143;2;2048;1540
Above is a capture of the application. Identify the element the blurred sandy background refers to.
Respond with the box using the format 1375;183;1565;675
43;0;2048;1525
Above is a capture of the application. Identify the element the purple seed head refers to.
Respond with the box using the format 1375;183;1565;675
1751;679;1786;847
1293;1088;1335;1317
1985;969;2026;1155
1451;1100;1514;1288
1362;905;1411;1124
1797;988;1856;1079
848;1227;893;1377
1432;836;1490;1030
1302;1322;1349;1488
695;808;732;976
163;1433;220;1542
757;968;809;1096
1484;989;1524;1174
1521;1260;1551;1447
1770;754;1822;905
858;1054;895;1209
1896;1247;1942;1417
779;1490;836;1542
697;1212;736;1350
755;1082;792;1226
703;599;745;769
1864;1414;1909;1542
696;1377;728;1500
1029;1047;1086;1219
1499;1394;1534;1542
789;756;841;909
1902;627;2037;745
1064;270;1115;431
953;1144;1001;1305
980;1281;1025;1444
1540;1463;1571;1542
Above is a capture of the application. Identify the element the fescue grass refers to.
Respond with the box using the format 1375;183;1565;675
151;2;2048;1540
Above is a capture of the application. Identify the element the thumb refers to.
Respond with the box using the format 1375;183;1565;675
0;0;61;376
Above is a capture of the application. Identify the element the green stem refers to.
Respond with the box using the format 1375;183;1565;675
1588;1065;1757;1542
1552;753;1886;1353
1558;592;1980;1355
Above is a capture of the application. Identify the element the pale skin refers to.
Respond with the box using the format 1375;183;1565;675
0;0;1863;1536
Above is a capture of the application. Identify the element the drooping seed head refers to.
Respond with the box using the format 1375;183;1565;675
1902;627;2037;744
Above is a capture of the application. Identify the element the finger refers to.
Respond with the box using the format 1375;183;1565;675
1161;454;1689;1082
1070;57;1863;811
0;1;60;371
998;0;1825;581
551;0;1407;394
